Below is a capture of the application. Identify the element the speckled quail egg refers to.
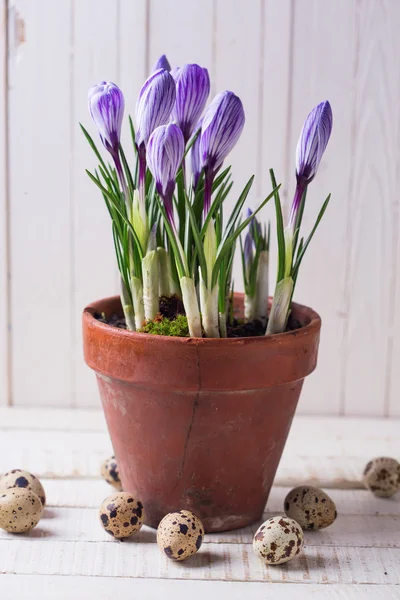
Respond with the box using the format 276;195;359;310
100;456;122;491
157;510;204;561
99;493;144;539
363;457;400;498
0;469;46;507
253;516;304;565
0;488;44;533
284;485;337;530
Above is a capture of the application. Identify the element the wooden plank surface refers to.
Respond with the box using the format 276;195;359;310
1;575;399;600
8;0;73;406
0;0;9;406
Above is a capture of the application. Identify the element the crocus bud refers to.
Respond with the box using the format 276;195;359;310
152;54;171;73
147;123;185;223
200;90;245;175
296;100;333;186
88;81;124;155
135;69;176;149
173;64;210;142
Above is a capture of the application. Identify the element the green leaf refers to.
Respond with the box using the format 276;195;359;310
183;190;208;281
292;194;331;279
211;184;279;288
156;196;186;278
80;124;110;175
269;168;286;282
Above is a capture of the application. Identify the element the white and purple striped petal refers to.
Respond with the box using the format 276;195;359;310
173;64;210;142
147;123;185;223
200;90;245;175
88;81;124;155
135;69;176;149
152;54;171;73
295;100;333;185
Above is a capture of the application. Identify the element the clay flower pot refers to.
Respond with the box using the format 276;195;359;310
83;293;321;533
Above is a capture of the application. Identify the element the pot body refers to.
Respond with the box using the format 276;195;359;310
83;294;321;532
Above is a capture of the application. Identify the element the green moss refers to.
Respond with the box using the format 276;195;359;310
139;314;189;337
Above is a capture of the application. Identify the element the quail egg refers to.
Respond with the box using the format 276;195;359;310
284;485;337;530
363;457;400;497
99;492;144;539
0;469;46;506
253;516;304;565
100;456;122;491
157;510;204;561
0;488;44;533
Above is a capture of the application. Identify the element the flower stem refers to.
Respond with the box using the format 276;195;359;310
120;277;136;331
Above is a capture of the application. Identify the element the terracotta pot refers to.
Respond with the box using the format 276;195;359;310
83;294;321;533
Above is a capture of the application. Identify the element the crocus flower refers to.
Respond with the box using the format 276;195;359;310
135;69;176;150
296;100;332;186
147;123;185;224
288;100;333;229
200;91;245;213
88;81;124;156
173;64;210;142
152;54;171;73
200;91;245;175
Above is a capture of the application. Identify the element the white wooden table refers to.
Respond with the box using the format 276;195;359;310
0;408;399;599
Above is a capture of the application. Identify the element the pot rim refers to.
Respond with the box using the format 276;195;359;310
83;292;321;346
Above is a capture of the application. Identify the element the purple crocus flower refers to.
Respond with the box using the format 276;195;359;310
147;123;185;225
173;64;210;142
289;100;333;228
296;100;332;185
135;69;176;149
152;54;171;73
200;91;245;213
88;81;124;156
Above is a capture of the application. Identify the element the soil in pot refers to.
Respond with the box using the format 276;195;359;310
94;294;302;338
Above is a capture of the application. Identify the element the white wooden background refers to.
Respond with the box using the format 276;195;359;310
1;0;400;417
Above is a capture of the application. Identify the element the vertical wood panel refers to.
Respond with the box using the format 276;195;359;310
0;0;9;404
72;0;121;408
288;0;356;415
342;0;400;416
149;0;214;72
8;0;72;406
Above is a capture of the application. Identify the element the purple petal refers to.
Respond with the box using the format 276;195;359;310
88;81;124;154
200;91;245;175
295;101;332;184
152;54;171;73
135;70;176;148
147;123;185;221
173;64;210;142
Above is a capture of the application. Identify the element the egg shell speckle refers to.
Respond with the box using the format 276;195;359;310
99;493;144;539
284;485;337;530
0;488;44;533
253;516;304;565
0;469;46;506
157;510;204;561
363;457;400;498
100;456;122;491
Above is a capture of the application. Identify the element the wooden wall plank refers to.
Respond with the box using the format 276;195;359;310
342;0;400;416
148;0;214;72
0;0;9;404
287;0;356;415
8;0;73;406
72;0;121;408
